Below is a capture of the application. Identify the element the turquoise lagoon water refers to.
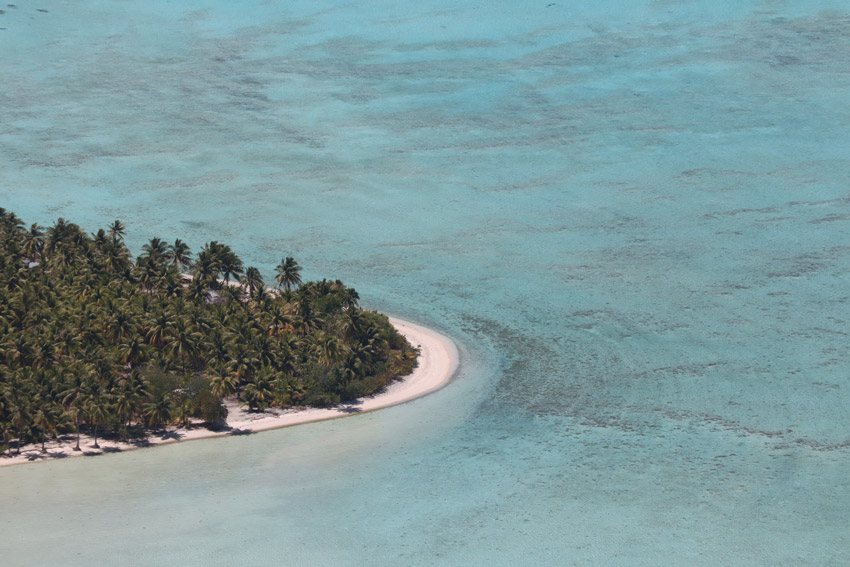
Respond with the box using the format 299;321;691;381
2;1;850;564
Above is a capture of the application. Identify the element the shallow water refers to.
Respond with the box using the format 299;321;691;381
2;1;849;564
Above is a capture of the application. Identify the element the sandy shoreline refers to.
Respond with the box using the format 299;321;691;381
0;317;458;468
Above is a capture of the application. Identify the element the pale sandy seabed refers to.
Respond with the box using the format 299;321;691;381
0;317;458;468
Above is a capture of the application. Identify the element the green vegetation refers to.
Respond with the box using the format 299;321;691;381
0;208;418;455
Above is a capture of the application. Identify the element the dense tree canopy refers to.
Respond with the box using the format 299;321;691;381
0;209;418;455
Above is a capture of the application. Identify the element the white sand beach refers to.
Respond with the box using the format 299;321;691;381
0;317;458;467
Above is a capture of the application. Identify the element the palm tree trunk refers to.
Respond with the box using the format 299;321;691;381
2;429;10;457
74;417;81;451
92;423;100;449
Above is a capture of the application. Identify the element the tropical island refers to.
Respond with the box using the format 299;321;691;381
0;208;455;465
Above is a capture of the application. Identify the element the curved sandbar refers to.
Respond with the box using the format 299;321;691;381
0;318;458;467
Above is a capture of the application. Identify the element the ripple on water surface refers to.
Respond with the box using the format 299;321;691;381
1;1;850;565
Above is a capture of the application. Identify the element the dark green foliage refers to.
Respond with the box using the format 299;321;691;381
194;390;227;425
0;208;417;453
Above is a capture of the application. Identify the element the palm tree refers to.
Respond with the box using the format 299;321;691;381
244;266;264;298
166;318;199;375
136;257;161;292
218;247;244;285
105;311;135;343
85;393;110;449
274;257;302;291
8;398;29;455
192;248;219;287
208;366;238;400
45;217;80;260
118;336;147;367
339;364;358;388
103;240;131;274
107;220;126;243
114;378;145;428
252;334;277;369
252;286;270;304
266;305;293;336
295;299;322;336
144;312;172;348
0;208;25;231
186;279;210;303
32;340;56;370
139;237;167;266
339;286;360;311
347;343;374;378
243;367;275;411
165;239;192;271
219;284;245;305
144;394;172;429
22;223;44;263
92;228;108;247
187;308;212;335
33;404;59;453
61;369;88;451
159;271;184;299
149;348;179;375
227;343;259;386
54;328;79;359
313;333;345;368
66;405;83;451
174;397;194;428
202;329;229;367
0;419;13;458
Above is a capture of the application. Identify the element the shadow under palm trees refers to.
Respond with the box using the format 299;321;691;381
25;451;70;461
157;430;183;441
228;428;253;436
335;402;363;414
